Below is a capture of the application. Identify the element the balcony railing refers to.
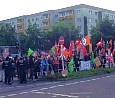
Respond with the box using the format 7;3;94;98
42;26;49;30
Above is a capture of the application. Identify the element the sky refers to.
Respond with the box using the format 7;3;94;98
0;0;115;21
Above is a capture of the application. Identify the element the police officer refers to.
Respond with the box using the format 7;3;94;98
2;56;13;85
17;57;27;84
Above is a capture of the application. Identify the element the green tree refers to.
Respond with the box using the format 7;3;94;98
48;21;79;48
0;24;16;46
25;22;48;51
99;17;115;39
90;17;115;47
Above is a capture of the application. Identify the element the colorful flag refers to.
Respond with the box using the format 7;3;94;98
96;37;103;47
91;51;95;64
51;45;55;54
68;57;74;73
69;41;73;56
85;35;91;46
83;46;87;56
27;48;33;56
96;41;102;47
75;40;80;45
109;39;112;46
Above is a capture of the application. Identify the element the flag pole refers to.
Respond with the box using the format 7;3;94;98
61;44;65;70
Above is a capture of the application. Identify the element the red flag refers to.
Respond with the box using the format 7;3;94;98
60;45;69;60
100;37;103;43
78;41;82;52
96;38;103;47
109;39;112;46
75;40;80;45
101;48;105;54
69;41;73;56
83;46;87;56
96;42;102;47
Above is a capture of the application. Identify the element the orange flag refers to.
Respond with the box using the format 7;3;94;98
85;35;91;46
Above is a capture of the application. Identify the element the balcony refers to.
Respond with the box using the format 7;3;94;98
58;16;65;21
17;23;24;26
65;15;74;19
42;26;49;30
17;29;24;33
42;18;50;23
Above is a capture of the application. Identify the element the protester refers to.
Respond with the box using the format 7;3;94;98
0;57;3;82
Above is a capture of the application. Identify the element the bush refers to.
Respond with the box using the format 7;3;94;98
45;66;115;80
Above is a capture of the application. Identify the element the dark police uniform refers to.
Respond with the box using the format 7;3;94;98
2;57;13;85
17;58;26;84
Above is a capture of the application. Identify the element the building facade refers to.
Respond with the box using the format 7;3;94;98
0;4;115;36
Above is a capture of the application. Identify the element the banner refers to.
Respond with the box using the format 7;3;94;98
94;57;101;67
80;61;91;70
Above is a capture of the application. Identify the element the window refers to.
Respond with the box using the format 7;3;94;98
95;19;97;23
55;14;58;18
17;19;22;23
77;26;81;31
43;14;48;19
12;22;14;25
32;18;34;22
77;18;81;22
62;13;65;16
77;10;80;14
68;10;72;14
89;11;92;15
59;12;65;17
28;19;30;23
36;18;38;21
111;15;113;19
89;18;92;23
43;22;48;26
103;13;105;17
95;12;97;15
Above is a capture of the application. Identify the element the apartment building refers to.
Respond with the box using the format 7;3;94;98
0;4;115;35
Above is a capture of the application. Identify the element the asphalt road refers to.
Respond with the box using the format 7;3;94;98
0;73;115;98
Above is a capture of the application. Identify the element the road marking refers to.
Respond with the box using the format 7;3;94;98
33;92;45;94
7;94;17;97
19;92;29;94
39;88;48;90
65;83;73;85
49;86;57;89
71;82;79;84
80;81;85;83
27;85;33;87
106;76;110;78
71;92;92;95
57;85;64;87
52;93;79;98
92;79;96;81
16;86;25;88
5;87;14;89
96;78;101;80
51;96;56;97
0;96;5;98
31;90;39;92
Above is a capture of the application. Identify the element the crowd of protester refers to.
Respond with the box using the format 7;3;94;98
0;48;114;85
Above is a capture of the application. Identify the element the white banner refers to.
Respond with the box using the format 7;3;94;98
80;61;91;70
